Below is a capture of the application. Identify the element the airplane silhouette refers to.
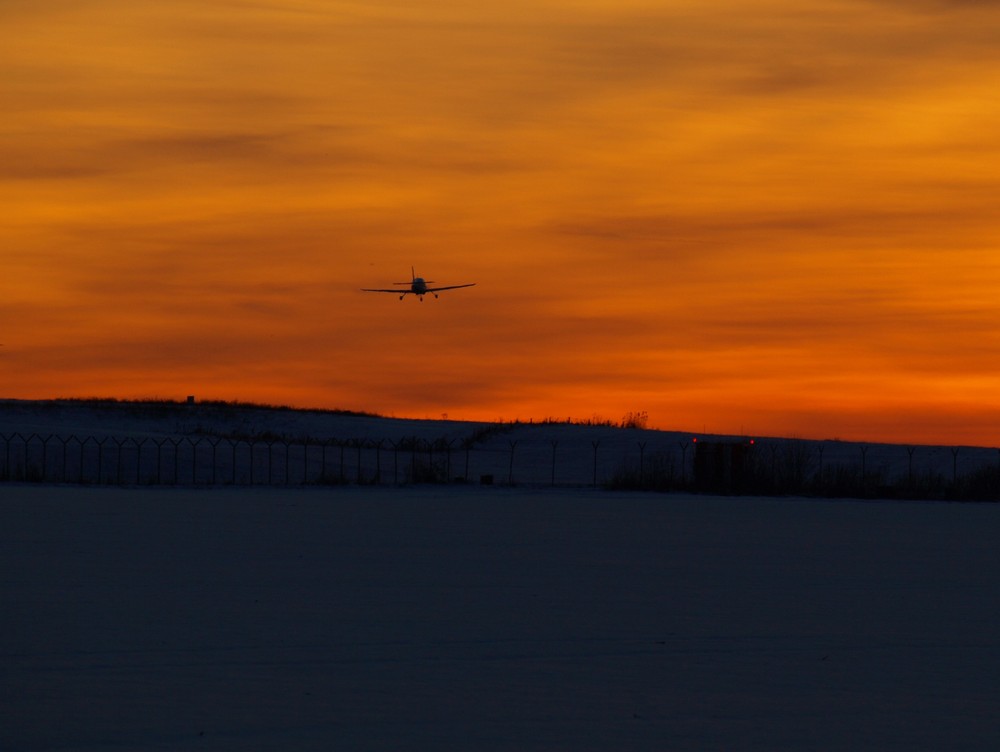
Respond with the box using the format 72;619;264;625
362;267;476;301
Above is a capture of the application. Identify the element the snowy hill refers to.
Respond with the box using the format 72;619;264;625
1;398;998;498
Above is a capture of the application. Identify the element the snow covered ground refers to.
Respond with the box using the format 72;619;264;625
4;483;1000;751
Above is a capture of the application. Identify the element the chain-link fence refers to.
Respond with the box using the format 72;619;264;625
0;432;658;487
3;431;999;499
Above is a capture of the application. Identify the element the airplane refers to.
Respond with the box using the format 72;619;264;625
362;267;476;301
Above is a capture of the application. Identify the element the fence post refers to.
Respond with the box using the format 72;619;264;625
679;441;690;487
16;433;30;480
111;436;122;486
79;436;94;483
135;438;147;484
183;438;194;484
226;440;236;484
24;434;40;481
97;437;110;484
207;438;219;485
637;441;646;488
172;438;182;485
592;440;600;487
153;438;167;484
10;433;25;481
1;433;9;480
355;439;364;483
443;439;455;482
190;438;200;484
42;434;53;481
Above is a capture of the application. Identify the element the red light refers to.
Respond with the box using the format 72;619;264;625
692;437;698;443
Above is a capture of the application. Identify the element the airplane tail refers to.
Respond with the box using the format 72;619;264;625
392;266;433;284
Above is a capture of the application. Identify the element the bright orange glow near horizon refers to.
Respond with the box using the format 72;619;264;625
4;1;1000;446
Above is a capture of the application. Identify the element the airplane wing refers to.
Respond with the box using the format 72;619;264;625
425;283;476;292
361;288;406;293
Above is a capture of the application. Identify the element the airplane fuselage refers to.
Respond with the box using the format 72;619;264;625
361;267;476;300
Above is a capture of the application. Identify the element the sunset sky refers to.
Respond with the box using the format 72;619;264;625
3;0;1000;445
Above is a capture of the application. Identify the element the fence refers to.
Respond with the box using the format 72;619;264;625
2;431;999;499
0;432;642;488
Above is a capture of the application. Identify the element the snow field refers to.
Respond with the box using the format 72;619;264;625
3;485;1000;750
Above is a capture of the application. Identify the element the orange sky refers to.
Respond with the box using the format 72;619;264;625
3;0;1000;445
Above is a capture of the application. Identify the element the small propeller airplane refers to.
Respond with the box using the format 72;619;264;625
362;267;476;301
